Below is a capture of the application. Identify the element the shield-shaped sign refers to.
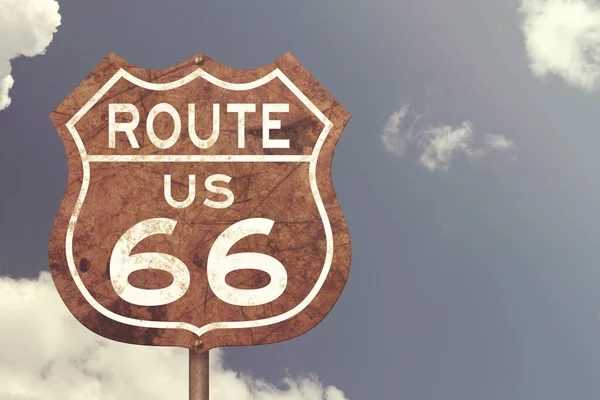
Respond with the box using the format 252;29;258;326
49;52;351;352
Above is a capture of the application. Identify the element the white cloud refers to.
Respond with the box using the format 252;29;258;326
381;103;515;171
0;0;61;111
381;104;424;156
519;0;600;90
0;272;348;400
485;134;517;152
418;121;483;172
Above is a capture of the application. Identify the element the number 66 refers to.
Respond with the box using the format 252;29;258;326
109;217;287;307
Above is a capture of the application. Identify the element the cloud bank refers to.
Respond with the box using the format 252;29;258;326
519;0;600;90
0;0;61;111
381;103;515;171
0;272;348;400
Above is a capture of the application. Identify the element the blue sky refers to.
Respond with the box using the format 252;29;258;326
1;0;600;399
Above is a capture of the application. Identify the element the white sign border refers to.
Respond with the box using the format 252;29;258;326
64;65;335;339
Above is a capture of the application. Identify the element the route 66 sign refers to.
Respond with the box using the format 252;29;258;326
48;52;351;352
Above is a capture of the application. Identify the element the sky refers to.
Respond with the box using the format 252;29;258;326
1;0;600;399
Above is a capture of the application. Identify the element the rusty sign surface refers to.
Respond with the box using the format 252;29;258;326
49;52;351;352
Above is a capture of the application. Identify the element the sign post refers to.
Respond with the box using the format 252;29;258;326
49;52;351;398
189;348;209;400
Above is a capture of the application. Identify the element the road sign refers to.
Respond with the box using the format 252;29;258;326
49;52;351;354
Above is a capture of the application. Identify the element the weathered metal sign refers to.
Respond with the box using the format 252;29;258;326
49;52;351;352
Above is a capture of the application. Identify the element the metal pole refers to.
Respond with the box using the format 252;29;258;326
189;348;209;400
